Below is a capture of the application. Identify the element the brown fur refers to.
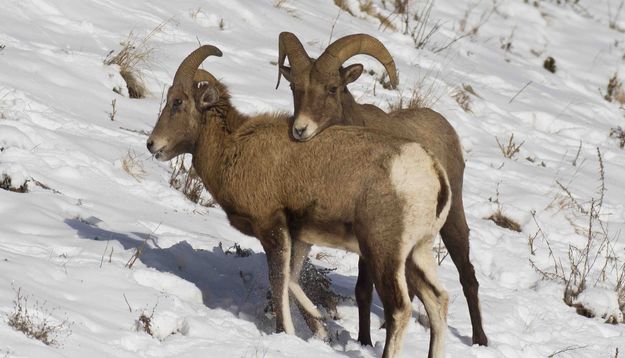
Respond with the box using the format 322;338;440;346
280;37;488;347
147;62;451;357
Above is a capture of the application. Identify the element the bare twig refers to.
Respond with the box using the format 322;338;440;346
99;241;110;268
328;8;342;46
123;293;133;312
572;140;582;166
508;81;533;104
547;344;589;357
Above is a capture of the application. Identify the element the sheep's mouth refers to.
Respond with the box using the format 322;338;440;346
152;146;172;161
154;149;165;160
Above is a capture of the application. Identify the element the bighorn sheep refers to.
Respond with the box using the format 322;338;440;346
147;45;452;358
276;32;488;347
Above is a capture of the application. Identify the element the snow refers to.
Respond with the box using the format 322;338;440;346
1;0;624;357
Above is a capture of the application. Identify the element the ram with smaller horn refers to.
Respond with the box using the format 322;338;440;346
277;32;487;347
147;45;451;358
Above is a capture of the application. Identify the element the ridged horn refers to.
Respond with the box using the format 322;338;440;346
315;34;398;88
276;32;311;89
194;69;219;84
173;45;223;88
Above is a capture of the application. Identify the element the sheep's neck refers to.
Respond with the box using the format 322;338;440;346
341;90;365;126
192;107;247;205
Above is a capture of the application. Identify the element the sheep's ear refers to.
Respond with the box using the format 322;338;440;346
341;64;363;85
279;65;293;83
196;81;220;111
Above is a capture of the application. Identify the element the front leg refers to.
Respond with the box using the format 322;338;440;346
256;215;295;335
289;239;328;339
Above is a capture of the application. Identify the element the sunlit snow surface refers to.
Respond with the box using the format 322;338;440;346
1;0;624;357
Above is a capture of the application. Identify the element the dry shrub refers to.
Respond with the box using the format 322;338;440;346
134;301;159;337
299;258;342;319
223;242;253;257
533;148;625;321
104;22;167;98
487;210;521;232
169;154;215;207
121;149;147;182
7;286;73;346
452;85;473;113
604;72;625;104
136;312;153;336
610;126;625;148
0;174;28;193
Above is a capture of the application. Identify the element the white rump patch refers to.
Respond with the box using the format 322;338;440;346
390;143;444;249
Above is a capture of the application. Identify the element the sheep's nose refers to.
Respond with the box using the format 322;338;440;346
146;139;154;152
293;125;307;139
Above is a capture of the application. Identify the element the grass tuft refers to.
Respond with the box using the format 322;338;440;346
104;22;167;98
7;286;73;346
604;72;625;104
487;210;522;232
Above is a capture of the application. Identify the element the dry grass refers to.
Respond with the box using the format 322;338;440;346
104;22;167;98
386;70;447;111
610;126;625;148
452;85;473;113
274;0;288;7
604;72;625;104
435;236;449;265
487;210;521;232
333;0;355;16
387;86;426;111
7;286;72;346
359;0;398;31
496;133;524;159
169;154;215;207
121;149;147;182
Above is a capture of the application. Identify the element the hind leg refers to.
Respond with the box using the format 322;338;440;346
366;255;412;358
355;257;374;346
441;198;487;346
410;239;449;358
256;213;295;335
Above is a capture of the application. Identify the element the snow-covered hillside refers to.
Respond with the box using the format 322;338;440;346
1;0;624;357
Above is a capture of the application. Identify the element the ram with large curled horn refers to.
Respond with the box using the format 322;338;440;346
148;45;454;358
277;32;488;347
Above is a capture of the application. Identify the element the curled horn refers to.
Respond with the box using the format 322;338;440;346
173;45;223;88
315;34;398;88
276;32;311;89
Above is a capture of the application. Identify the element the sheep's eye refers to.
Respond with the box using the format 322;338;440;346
172;99;183;108
328;86;338;95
